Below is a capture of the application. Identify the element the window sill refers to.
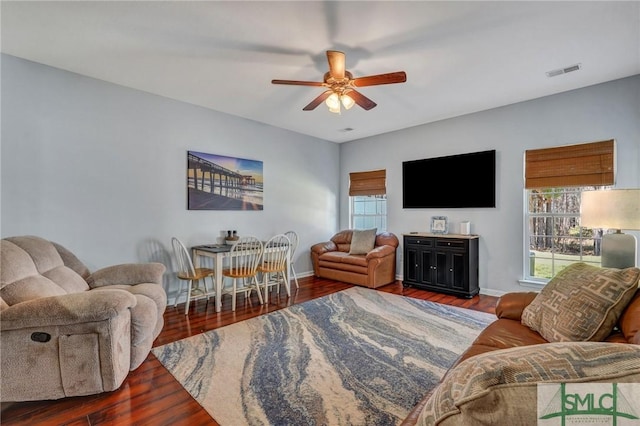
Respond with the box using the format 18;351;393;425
518;279;546;290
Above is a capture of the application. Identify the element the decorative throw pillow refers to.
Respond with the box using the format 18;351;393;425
349;228;377;255
521;263;640;342
418;342;640;426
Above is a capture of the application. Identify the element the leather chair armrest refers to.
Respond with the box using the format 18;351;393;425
618;290;640;344
495;292;539;320
88;262;165;288
310;241;338;256
375;232;399;248
0;290;137;331
366;245;395;260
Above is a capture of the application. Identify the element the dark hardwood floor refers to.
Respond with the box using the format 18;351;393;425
1;277;498;425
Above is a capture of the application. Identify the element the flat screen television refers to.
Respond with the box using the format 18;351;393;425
402;150;496;208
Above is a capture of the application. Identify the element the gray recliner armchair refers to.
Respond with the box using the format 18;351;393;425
0;235;167;402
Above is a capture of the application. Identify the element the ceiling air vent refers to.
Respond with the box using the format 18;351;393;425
546;63;582;78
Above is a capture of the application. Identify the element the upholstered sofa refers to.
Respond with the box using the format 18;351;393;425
0;236;167;402
403;263;640;425
310;229;399;288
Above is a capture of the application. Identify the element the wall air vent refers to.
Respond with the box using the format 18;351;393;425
546;63;582;78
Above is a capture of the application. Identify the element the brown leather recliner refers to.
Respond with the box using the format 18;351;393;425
310;230;399;288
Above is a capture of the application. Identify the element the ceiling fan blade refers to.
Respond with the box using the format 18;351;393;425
272;79;325;87
352;71;407;87
326;50;346;80
303;90;333;111
345;89;377;111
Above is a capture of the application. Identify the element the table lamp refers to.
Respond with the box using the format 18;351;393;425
580;189;640;268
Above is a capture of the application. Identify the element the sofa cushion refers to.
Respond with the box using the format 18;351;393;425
455;318;548;366
470;318;548;349
5;236;65;274
1;240;71;305
418;342;640;426
521;263;640;342
319;251;367;265
329;230;353;253
318;258;368;274
1;240;41;287
349;228;377;254
43;266;91;293
1;275;67;306
53;242;91;280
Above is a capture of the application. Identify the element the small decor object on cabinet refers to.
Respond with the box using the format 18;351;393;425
460;221;471;235
431;216;448;234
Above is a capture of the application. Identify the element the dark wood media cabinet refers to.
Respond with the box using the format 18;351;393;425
402;233;479;298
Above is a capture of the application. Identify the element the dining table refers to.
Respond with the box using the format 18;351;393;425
191;242;291;312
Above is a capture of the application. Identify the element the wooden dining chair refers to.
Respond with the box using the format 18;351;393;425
259;234;291;304
171;237;215;315
284;230;300;289
221;236;264;311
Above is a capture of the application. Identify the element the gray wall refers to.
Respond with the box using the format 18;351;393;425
2;54;639;300
1;54;340;303
340;74;640;295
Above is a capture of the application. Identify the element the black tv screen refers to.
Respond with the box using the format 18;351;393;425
402;150;496;208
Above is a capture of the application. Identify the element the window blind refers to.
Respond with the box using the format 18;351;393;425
524;139;615;189
349;169;386;196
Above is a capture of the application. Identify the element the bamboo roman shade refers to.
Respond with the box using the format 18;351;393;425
349;169;386;196
524;139;615;189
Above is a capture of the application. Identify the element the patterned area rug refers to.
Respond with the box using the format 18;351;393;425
152;287;495;426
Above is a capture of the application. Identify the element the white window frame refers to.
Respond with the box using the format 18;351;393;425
523;185;608;286
350;194;387;231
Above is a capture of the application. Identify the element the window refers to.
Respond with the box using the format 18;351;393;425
524;140;614;283
349;169;386;231
351;195;387;231
526;186;608;282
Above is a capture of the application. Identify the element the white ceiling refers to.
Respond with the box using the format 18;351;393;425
2;1;639;143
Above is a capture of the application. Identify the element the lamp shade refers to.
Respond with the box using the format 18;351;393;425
341;94;355;110
580;189;640;230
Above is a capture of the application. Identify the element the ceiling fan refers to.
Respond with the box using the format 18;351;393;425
271;50;407;113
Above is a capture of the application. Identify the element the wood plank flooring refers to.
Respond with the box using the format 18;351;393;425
1;277;498;425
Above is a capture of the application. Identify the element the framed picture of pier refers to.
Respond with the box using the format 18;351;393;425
187;151;264;210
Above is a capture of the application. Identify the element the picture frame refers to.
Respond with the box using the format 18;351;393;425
187;150;263;211
430;216;448;234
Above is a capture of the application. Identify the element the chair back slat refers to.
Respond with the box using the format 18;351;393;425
284;231;298;259
262;234;290;272
228;236;263;277
171;237;196;277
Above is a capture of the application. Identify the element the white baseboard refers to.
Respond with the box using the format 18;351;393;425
304;272;512;298
396;273;508;298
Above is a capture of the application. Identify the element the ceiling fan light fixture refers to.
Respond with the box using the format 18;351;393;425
272;50;406;112
341;93;355;110
326;92;341;113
